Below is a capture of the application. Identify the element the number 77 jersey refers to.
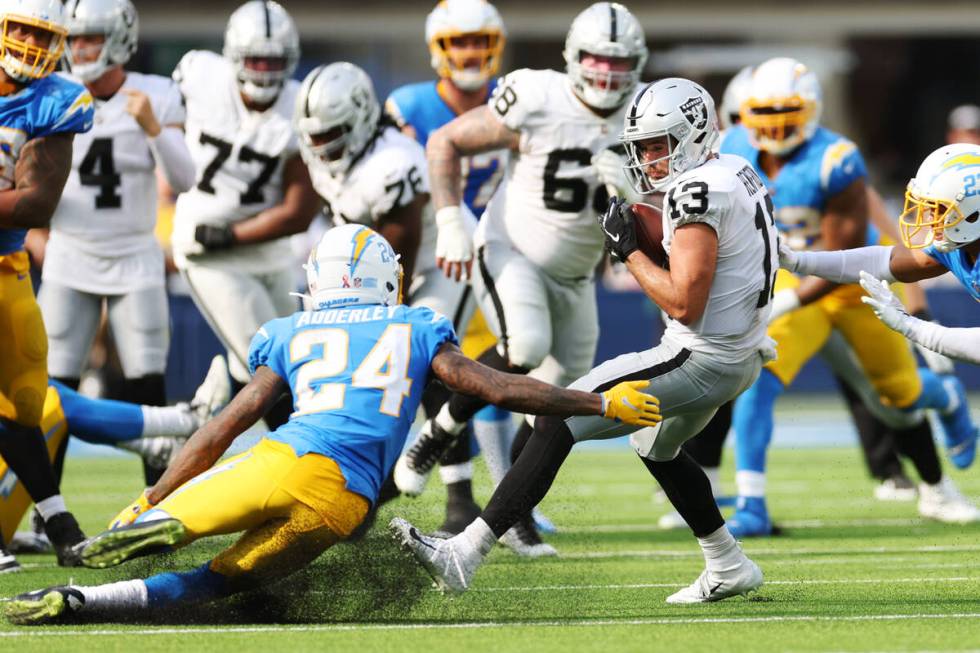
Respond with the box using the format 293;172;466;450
248;303;458;503
170;50;300;273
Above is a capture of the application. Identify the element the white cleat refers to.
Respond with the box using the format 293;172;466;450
393;420;454;497
918;477;980;524
393;453;430;497
191;355;232;426
874;475;918;502
658;510;687;530
389;517;479;594
116;435;183;470
498;516;557;557
666;557;763;604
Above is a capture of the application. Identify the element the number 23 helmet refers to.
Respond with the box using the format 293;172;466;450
900;143;980;253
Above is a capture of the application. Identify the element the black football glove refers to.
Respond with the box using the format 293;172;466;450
194;223;236;251
597;196;638;262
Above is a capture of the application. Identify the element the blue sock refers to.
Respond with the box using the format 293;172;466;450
909;368;951;412
475;405;509;422
144;562;231;607
52;379;145;444
733;369;784;474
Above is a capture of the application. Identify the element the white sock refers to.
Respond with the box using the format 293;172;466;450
35;495;67;521
474;417;514;487
461;517;496;557
703;466;722;498
697;525;741;572
435;404;466;436
439;462;473;485
79;580;149;613
736;471;766;498
141;405;197;438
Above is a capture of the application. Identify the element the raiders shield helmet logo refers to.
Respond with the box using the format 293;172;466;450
680;96;708;130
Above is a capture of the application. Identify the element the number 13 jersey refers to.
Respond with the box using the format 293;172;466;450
171;50;300;273
480;68;628;281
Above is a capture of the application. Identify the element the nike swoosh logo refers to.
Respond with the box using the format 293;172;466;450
608;232;620;242
709;581;724;595
409;527;436;551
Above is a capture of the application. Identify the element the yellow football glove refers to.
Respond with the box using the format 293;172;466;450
108;490;155;530
601;380;663;426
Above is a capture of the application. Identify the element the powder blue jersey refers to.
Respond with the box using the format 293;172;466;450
386;80;504;218
924;246;980;301
0;75;94;255
721;125;868;251
249;304;458;502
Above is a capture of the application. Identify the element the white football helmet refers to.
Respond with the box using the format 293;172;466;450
719;65;754;131
741;57;822;156
305;224;403;310
563;2;647;111
426;0;505;92
295;62;381;177
899;143;980;253
223;0;299;105
621;78;719;194
64;0;137;82
0;0;67;82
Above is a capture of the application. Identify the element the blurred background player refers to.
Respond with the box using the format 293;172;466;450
393;2;648;555
385;0;514;537
0;356;229;572
170;0;318;429
946;104;980;146
0;225;656;624
721;57;978;537
36;0;193;489
0;0;95;566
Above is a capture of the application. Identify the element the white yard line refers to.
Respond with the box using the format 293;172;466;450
2;612;980;638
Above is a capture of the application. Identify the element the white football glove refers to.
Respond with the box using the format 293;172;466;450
434;205;473;281
858;270;911;335
592;148;630;199
778;237;800;273
768;288;801;323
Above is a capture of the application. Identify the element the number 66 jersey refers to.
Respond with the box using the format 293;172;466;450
170;49;300;274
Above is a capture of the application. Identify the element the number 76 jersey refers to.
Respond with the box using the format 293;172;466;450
248;303;457;503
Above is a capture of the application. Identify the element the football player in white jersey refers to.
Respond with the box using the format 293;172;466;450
392;78;775;603
170;0;318;428
393;1;646;554
37;0;193;485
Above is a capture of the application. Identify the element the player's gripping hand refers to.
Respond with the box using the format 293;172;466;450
109;491;155;530
592;148;630;199
777;237;800;272
601;380;662;427
434;206;473;282
194;223;236;251
859;271;911;335
123;89;162;137
597;197;638;263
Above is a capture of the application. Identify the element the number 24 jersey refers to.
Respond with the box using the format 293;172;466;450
248;304;457;502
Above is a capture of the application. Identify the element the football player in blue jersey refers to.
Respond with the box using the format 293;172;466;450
0;0;95;566
782;142;980;364
385;0;513;539
721;58;979;537
1;224;660;625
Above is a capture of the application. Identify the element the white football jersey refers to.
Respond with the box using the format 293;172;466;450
478;69;627;280
44;72;183;293
660;153;779;361
171;50;300;273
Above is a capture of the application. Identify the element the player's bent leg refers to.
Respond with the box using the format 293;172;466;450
912;368;977;469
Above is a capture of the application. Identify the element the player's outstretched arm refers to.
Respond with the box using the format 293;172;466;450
0;133;73;229
377;193;426;282
428;106;520;280
145;367;288;504
431;343;662;425
782;239;948;285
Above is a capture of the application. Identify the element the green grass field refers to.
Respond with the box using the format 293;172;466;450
2;446;980;653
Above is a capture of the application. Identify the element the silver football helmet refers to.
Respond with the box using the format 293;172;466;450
719;65;753;131
223;0;299;105
0;0;67;81
563;2;647;111
64;0;138;82
295;62;381;177
621;78;719;193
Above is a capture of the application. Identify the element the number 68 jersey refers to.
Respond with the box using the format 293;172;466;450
248;303;457;503
170;50;300;273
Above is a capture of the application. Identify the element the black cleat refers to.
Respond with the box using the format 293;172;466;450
8;509;52;554
43;512;86;568
433;498;482;538
393;420;460;496
3;586;84;625
0;544;22;574
498;513;557;557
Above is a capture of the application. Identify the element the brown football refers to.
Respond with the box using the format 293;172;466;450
630;202;667;267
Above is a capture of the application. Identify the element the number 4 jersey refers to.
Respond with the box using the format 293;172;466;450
170;50;300;273
248;303;457;503
479;68;628;281
44;72;183;294
660;153;779;362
